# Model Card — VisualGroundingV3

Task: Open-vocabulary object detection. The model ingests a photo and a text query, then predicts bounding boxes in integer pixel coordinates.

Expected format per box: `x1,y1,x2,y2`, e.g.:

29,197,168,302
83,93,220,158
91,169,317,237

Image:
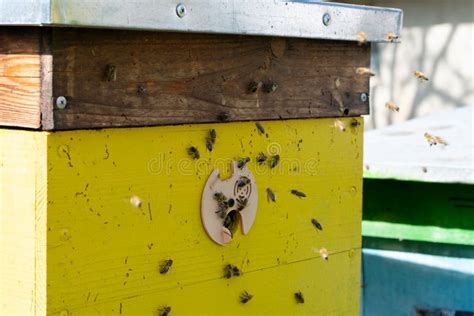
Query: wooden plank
0,130,47,315
45,117,363,313
59,253,361,315
0,28,43,128
51,28,370,130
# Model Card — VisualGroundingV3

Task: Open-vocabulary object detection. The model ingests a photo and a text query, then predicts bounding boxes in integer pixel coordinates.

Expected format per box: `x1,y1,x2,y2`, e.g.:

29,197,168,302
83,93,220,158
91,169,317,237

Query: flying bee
256,152,268,164
224,264,241,279
385,101,400,112
424,132,447,146
291,190,306,198
414,71,429,81
385,32,399,42
187,146,200,159
206,129,217,151
266,188,276,202
256,122,265,135
334,77,341,89
294,291,305,304
248,81,263,94
158,306,171,316
270,154,280,168
311,218,323,231
356,31,367,45
239,291,253,304
236,176,251,188
237,157,251,169
159,259,173,274
356,67,375,77
334,119,346,132
319,248,329,260
350,119,361,127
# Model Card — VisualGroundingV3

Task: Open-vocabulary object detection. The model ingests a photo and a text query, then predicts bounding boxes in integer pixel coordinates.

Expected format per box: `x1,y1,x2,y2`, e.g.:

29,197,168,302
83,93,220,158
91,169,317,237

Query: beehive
0,1,402,315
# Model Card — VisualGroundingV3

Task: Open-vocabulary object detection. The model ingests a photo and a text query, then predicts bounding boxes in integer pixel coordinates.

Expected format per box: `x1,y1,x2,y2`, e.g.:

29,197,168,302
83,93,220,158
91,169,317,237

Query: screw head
56,96,67,109
322,13,331,26
176,3,187,18
360,93,368,102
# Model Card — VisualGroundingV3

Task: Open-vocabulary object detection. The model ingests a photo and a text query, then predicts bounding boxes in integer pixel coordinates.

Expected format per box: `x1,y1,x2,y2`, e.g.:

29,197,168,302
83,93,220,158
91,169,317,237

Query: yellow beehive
1,118,362,315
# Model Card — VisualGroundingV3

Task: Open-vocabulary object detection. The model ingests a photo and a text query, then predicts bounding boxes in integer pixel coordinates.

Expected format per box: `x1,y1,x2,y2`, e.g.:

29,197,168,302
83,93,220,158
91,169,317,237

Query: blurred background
339,0,473,129
331,1,474,315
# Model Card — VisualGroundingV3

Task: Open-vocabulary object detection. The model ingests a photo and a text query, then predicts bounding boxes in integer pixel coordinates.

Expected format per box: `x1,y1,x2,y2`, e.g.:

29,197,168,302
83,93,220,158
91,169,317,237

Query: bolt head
56,96,67,109
322,13,331,26
176,3,187,18
360,93,368,102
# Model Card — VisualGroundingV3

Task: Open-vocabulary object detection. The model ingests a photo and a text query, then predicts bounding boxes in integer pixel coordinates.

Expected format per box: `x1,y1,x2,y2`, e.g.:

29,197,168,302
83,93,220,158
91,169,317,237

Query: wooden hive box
0,1,402,315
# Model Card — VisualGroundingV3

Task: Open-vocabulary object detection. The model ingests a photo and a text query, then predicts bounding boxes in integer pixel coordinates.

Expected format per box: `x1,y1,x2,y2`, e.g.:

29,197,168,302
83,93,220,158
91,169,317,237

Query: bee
159,259,173,274
224,264,241,279
350,119,361,127
385,32,399,42
263,83,278,93
239,290,253,304
334,119,346,132
256,152,268,164
256,122,265,135
158,306,171,316
291,189,306,198
206,129,217,151
236,176,251,188
223,211,238,231
424,132,448,146
105,64,117,82
248,81,263,94
270,154,280,168
311,218,323,231
266,188,276,202
385,101,400,112
356,31,367,45
334,77,341,89
214,192,229,218
319,248,329,260
294,291,305,304
356,67,375,77
236,197,248,211
414,71,429,81
187,146,200,159
217,112,230,122
237,157,251,169
130,195,142,208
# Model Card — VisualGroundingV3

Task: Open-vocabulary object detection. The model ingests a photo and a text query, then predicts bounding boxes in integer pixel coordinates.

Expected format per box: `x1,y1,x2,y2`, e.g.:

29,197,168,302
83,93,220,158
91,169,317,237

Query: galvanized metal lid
0,0,402,42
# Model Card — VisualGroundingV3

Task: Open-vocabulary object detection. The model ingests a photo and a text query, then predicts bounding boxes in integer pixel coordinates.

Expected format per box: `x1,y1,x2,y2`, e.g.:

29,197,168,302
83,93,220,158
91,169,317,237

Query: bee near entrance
201,160,258,245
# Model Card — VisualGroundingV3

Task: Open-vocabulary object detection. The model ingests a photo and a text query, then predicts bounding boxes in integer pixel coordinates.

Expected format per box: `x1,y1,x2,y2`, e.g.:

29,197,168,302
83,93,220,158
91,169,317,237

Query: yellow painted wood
1,117,363,315
0,130,47,315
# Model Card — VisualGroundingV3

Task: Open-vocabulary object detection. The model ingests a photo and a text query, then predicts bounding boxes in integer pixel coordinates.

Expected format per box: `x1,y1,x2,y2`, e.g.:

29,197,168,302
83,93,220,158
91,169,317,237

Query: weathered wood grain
0,27,370,130
51,28,370,130
0,28,43,128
